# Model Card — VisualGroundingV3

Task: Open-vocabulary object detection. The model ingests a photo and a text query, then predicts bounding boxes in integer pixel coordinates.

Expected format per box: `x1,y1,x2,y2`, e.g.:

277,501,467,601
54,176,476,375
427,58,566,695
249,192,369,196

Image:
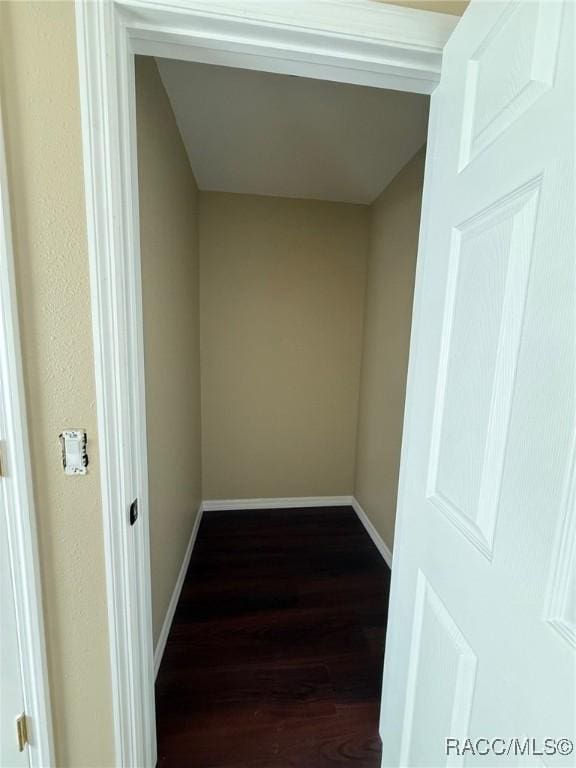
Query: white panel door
0,502,29,768
381,1,574,766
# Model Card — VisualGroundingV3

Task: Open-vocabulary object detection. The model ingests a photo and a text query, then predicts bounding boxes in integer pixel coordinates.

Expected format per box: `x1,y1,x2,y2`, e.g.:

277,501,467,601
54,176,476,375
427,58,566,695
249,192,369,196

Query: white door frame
75,1,459,764
0,105,55,766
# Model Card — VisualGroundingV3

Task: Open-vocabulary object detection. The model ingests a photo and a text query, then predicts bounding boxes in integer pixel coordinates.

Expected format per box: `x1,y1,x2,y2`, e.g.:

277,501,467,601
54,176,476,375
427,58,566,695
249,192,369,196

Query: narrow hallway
155,506,390,767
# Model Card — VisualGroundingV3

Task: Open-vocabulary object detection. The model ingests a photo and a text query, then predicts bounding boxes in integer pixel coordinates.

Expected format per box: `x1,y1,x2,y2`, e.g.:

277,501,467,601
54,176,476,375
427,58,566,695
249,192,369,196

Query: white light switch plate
59,429,88,475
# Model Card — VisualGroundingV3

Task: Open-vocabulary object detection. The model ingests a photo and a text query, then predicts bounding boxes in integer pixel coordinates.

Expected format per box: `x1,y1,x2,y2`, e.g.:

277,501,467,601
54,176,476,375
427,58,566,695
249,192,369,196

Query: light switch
59,429,88,475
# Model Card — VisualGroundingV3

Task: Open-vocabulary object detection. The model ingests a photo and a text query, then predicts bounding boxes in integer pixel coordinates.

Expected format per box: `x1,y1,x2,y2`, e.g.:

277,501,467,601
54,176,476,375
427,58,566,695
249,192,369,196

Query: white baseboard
201,495,354,511
202,496,392,568
202,495,392,567
154,505,204,679
350,497,393,569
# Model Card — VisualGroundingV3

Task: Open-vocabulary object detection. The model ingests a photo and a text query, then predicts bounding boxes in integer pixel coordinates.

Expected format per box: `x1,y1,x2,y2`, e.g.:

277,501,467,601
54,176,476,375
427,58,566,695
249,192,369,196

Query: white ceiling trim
124,0,458,93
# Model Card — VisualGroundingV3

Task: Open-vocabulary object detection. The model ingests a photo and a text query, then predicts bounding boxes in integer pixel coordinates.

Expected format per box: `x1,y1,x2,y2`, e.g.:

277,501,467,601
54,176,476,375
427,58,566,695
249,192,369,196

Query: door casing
74,1,459,764
0,102,55,766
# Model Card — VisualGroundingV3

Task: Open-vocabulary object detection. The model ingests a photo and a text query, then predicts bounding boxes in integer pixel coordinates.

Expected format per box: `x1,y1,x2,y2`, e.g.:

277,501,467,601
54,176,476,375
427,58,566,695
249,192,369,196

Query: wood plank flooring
155,506,391,767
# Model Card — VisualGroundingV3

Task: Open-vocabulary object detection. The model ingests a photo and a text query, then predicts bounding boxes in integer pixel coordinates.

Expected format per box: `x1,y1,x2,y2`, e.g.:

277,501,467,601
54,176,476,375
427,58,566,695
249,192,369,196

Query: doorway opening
135,55,429,765
77,2,576,765
75,3,457,765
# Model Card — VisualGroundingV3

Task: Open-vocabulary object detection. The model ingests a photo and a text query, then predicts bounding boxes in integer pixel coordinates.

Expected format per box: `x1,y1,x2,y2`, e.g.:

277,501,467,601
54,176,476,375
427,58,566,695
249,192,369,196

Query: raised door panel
427,177,541,558
400,571,477,767
545,436,576,647
459,0,564,170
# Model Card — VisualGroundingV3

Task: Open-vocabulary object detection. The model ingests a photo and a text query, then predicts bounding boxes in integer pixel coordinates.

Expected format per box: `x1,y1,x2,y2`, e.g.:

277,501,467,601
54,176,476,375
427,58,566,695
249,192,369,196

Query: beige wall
376,0,469,15
136,57,203,646
355,148,425,551
199,193,368,499
0,3,114,766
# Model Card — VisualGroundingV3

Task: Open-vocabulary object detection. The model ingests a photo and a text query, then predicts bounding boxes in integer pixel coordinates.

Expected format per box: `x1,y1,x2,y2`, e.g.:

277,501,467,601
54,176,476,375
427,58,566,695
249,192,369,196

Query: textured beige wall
136,57,202,646
355,149,425,552
200,193,368,499
0,3,114,766
375,0,469,15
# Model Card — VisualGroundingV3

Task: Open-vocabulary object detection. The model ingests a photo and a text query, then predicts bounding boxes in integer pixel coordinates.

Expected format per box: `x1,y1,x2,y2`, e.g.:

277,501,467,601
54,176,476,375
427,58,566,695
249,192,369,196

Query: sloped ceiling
157,59,430,205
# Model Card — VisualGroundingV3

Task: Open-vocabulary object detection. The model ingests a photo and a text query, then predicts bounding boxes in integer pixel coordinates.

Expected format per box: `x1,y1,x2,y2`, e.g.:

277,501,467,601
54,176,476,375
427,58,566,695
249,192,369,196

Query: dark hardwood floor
155,506,391,767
